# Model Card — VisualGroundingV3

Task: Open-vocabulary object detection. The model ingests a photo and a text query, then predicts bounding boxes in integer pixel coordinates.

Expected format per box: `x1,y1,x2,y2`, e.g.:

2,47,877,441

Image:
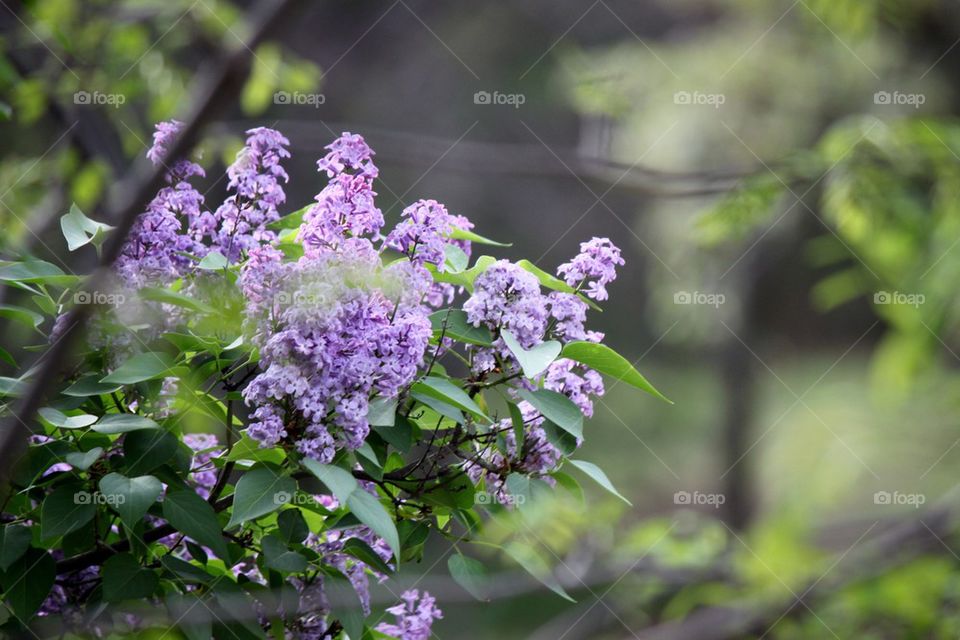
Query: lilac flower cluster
209,127,291,261
461,240,623,502
241,241,433,459
116,122,292,290
299,133,383,256
375,590,443,640
117,121,206,288
384,199,455,268
557,237,625,301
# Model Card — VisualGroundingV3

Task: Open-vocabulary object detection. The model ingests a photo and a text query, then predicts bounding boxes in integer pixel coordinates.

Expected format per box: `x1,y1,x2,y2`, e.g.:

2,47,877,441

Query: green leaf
301,460,358,503
0,304,44,332
516,259,575,293
560,342,670,402
443,244,469,272
1,548,55,619
428,255,496,291
447,227,511,247
138,288,217,315
261,534,308,573
38,407,98,429
551,471,584,502
567,459,632,506
123,430,178,475
60,203,113,252
428,309,494,346
301,460,399,559
505,472,532,507
0,260,73,285
411,376,489,422
346,489,400,561
0,525,33,571
162,487,229,559
225,433,285,465
161,556,215,585
410,391,465,424
41,484,95,540
0,376,26,397
102,553,159,602
504,543,575,602
267,203,311,231
62,374,122,397
277,509,309,544
65,447,103,471
341,538,393,575
226,465,297,529
448,554,488,601
101,351,179,385
501,330,561,378
374,416,415,454
519,389,583,439
99,472,163,527
367,396,397,427
197,250,229,270
92,414,159,434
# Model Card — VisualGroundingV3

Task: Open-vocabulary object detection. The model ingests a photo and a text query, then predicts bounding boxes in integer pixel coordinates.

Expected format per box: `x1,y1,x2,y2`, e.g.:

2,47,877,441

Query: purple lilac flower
183,432,223,499
116,121,206,288
544,359,604,418
316,131,378,179
39,563,100,623
384,199,453,268
299,133,383,257
463,260,549,376
464,260,548,348
243,245,432,459
146,119,204,182
212,127,291,261
375,590,443,640
557,237,625,301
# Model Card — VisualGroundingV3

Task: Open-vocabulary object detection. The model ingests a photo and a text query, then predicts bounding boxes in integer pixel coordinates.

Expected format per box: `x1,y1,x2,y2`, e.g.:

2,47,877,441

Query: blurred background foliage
5,0,960,637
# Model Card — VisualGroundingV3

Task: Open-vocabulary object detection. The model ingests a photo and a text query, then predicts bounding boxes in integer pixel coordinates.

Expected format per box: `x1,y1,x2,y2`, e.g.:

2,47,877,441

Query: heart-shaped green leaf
0,525,33,571
38,407,98,429
162,488,229,559
41,484,95,540
501,330,561,378
226,465,297,529
99,472,163,527
65,447,103,471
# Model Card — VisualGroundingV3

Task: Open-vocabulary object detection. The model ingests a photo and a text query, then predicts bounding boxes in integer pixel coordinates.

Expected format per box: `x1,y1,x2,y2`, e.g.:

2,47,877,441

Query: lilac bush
0,124,666,639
